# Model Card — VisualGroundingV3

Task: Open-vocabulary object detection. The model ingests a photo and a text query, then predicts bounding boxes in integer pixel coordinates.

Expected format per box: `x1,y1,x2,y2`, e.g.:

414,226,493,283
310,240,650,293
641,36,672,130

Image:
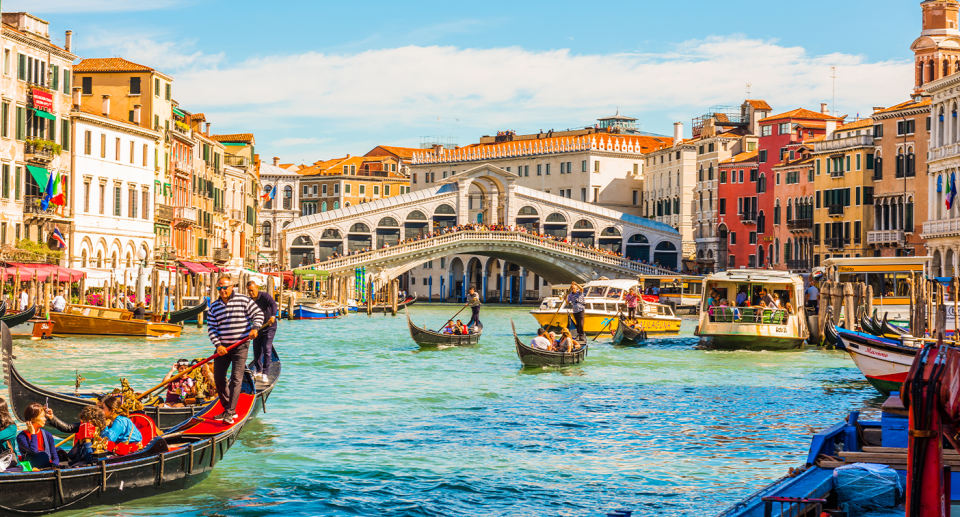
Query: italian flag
51,172,64,206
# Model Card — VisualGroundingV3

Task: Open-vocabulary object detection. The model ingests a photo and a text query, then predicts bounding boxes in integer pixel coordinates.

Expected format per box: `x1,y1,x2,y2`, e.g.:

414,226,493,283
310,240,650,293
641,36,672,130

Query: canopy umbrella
179,261,213,275
4,263,86,282
293,269,329,280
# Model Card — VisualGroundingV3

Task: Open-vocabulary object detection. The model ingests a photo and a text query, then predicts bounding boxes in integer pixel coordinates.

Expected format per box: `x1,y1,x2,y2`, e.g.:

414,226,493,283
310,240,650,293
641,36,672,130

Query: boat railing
302,230,678,276
707,306,790,324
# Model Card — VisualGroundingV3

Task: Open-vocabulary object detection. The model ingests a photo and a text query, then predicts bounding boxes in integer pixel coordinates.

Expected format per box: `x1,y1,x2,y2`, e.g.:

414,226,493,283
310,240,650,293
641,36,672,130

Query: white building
642,122,697,256
258,158,301,267
69,101,159,270
923,71,960,275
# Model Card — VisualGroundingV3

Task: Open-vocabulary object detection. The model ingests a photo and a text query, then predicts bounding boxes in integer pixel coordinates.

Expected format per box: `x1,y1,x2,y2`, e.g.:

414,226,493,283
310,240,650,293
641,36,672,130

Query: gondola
369,295,418,313
834,325,918,395
511,320,587,367
0,304,36,329
881,312,910,337
405,309,481,347
164,301,207,325
2,327,281,432
0,301,8,319
859,311,881,336
612,315,647,346
824,318,840,348
0,323,280,515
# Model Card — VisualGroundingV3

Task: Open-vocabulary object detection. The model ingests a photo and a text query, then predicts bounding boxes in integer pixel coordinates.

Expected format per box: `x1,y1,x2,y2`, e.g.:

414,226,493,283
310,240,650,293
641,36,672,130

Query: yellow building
811,119,877,264
296,155,410,216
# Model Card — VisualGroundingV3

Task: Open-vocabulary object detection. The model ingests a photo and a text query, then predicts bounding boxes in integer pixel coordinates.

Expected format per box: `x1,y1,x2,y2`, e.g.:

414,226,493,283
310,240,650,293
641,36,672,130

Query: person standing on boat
466,287,481,328
804,283,819,313
18,287,28,311
247,281,277,383
208,276,263,425
567,283,586,341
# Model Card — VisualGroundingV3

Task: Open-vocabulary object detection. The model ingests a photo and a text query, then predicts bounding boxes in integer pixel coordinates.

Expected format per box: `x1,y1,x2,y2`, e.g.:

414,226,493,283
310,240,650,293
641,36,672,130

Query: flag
949,172,957,210
51,172,64,206
260,185,276,201
51,226,66,249
40,172,54,211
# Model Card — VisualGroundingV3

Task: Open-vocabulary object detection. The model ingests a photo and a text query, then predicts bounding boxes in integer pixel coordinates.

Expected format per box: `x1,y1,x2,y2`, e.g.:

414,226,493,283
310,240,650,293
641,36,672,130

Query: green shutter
165,84,171,101
15,107,25,141
52,65,59,90
17,54,25,81
61,119,69,150
1,103,7,138
63,70,70,94
49,116,56,141
14,167,21,201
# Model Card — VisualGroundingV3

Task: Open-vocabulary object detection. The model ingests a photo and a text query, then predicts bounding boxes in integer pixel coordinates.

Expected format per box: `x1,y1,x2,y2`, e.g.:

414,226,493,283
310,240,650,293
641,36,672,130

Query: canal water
7,306,880,516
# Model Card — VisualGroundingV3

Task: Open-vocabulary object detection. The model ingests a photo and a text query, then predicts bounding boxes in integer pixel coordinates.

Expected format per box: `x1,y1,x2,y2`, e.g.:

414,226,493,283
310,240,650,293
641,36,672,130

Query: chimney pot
65,30,73,53
71,87,81,110
101,95,111,117
673,122,684,144
205,122,210,135
821,103,829,115
273,157,279,166
133,104,141,125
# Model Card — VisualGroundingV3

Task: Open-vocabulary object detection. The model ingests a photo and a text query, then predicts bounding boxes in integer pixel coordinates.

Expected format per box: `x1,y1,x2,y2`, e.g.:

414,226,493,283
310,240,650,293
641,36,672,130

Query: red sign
32,89,53,111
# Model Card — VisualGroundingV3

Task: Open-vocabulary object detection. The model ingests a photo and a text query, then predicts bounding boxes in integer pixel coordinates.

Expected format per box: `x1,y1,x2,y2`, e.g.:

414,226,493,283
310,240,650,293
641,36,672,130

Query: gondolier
466,287,481,328
208,276,263,424
247,281,277,383
567,282,586,341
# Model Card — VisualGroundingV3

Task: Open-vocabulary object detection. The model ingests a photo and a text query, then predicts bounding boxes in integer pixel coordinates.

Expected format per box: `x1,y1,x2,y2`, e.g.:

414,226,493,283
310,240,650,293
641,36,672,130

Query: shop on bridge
405,210,429,238
377,217,401,248
317,229,343,261
290,236,315,268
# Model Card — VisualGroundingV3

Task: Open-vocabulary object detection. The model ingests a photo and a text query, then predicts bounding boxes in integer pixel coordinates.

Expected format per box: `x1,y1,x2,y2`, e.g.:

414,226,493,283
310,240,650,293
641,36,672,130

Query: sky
10,0,923,165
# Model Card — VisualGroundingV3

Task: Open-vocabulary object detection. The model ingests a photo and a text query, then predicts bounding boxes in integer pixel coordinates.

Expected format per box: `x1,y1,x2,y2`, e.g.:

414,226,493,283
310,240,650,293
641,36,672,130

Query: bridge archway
291,235,315,268
466,257,483,293
626,234,650,261
654,240,677,270
376,217,400,248
348,223,372,252
405,210,428,239
434,204,456,229
571,219,595,246
599,227,621,252
449,257,465,302
544,213,567,239
318,228,343,261
516,206,539,232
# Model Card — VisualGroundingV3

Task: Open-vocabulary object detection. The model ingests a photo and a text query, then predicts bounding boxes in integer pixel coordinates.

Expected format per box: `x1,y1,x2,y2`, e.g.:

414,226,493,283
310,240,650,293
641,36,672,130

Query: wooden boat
2,327,282,432
0,304,36,329
859,311,881,335
293,303,341,320
511,320,587,367
531,279,681,335
405,309,482,347
881,313,909,338
0,301,7,318
369,295,418,313
612,315,647,346
49,304,182,337
164,302,206,325
835,326,918,396
696,270,809,351
0,323,281,515
823,318,839,347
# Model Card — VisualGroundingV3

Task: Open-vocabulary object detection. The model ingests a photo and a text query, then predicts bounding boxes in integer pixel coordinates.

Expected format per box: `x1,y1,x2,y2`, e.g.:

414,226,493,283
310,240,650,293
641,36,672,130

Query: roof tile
759,108,844,123
73,57,156,73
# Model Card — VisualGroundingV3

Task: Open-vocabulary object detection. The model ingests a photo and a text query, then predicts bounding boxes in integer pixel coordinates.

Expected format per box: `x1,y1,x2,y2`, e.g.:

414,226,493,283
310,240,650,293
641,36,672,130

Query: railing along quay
302,230,678,276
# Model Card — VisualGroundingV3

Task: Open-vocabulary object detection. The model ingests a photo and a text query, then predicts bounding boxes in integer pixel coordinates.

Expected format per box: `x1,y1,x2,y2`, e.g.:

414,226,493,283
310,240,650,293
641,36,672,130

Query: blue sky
13,0,920,164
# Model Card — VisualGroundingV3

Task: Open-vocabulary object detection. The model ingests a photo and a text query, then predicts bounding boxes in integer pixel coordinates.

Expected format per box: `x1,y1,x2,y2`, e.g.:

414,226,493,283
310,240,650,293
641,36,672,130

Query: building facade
717,150,759,270
913,0,960,95
641,122,696,256
770,144,815,271
258,159,301,267
922,71,960,275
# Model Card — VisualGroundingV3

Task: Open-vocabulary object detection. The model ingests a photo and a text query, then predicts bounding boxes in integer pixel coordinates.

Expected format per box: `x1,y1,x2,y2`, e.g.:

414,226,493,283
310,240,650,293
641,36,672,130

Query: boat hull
406,310,481,347
49,311,182,337
512,321,587,367
837,330,916,396
612,316,646,346
368,295,418,313
530,309,680,335
293,304,341,320
698,334,806,351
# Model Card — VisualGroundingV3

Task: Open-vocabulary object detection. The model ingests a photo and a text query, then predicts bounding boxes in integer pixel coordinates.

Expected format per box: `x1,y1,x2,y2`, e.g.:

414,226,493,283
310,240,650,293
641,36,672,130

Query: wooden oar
543,288,571,331
593,309,621,342
437,303,469,332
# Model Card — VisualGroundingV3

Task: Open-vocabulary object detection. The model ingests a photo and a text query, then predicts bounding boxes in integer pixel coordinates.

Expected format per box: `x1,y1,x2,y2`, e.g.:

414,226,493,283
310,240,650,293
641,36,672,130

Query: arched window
111,251,117,269
321,201,327,212
945,59,951,78
655,241,677,251
96,251,103,268
407,210,427,220
321,228,342,239
545,213,566,223
786,199,792,222
262,221,272,247
757,210,766,234
81,249,88,268
628,234,649,243
378,217,399,227
293,235,313,246
262,185,273,209
774,199,781,225
283,185,293,209
600,227,620,237
573,219,594,229
434,204,455,215
349,223,370,233
939,107,946,147
125,252,132,268
907,146,916,177
518,206,538,216
674,196,680,214
775,238,780,264
333,201,340,210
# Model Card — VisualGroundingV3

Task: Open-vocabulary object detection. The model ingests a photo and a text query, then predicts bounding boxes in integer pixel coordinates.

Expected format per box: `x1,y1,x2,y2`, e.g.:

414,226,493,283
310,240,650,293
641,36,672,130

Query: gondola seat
130,413,158,445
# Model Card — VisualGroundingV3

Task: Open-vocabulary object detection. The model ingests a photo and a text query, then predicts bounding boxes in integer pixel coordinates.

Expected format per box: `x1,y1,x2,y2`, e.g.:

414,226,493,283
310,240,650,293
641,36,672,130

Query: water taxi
696,269,809,350
530,278,681,335
820,255,930,326
647,275,704,314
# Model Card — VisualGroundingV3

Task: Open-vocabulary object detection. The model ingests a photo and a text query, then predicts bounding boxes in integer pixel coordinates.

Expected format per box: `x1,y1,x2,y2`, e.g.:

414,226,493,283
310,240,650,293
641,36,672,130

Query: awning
172,107,185,118
32,108,56,121
4,263,86,282
179,261,212,274
294,269,329,280
25,165,49,188
201,262,225,273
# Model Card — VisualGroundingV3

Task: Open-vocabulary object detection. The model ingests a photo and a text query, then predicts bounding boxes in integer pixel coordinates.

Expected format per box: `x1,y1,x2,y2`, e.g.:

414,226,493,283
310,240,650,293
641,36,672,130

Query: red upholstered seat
129,413,158,444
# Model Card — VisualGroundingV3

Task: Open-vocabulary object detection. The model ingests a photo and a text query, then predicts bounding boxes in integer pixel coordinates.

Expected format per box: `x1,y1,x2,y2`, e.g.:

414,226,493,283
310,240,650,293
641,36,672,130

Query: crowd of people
528,327,584,353
705,286,798,322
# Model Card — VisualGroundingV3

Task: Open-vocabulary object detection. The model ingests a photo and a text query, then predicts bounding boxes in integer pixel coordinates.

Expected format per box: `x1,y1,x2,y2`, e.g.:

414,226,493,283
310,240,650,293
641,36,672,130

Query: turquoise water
6,306,880,516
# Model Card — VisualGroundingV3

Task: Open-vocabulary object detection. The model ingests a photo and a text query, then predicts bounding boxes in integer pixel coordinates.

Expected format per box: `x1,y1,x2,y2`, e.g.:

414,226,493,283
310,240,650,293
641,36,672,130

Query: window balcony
867,229,905,247
24,141,59,164
787,219,814,231
173,207,197,228
155,204,174,222
212,248,231,263
23,195,62,218
923,217,960,238
739,211,757,224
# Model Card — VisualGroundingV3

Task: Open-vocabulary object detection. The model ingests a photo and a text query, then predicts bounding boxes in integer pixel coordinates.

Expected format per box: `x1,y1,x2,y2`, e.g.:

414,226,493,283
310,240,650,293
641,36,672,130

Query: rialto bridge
280,165,681,300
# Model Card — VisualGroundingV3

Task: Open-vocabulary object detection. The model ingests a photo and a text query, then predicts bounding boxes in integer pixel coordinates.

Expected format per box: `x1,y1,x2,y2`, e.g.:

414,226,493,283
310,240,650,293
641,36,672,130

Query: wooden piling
842,282,855,331
390,279,398,316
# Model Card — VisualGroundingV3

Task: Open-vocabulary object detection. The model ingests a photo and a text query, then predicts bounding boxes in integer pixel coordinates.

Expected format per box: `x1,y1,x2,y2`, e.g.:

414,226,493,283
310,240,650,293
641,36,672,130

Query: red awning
179,261,213,274
4,263,86,282
201,262,224,273
266,270,295,287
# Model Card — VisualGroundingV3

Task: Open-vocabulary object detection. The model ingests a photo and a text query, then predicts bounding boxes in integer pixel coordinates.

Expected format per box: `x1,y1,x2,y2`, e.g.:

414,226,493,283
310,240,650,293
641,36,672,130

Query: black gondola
612,315,647,346
0,304,35,329
369,295,418,313
0,301,8,319
881,312,909,337
2,325,281,432
511,320,587,367
859,311,881,336
0,322,280,515
164,301,207,325
824,319,841,349
405,309,481,347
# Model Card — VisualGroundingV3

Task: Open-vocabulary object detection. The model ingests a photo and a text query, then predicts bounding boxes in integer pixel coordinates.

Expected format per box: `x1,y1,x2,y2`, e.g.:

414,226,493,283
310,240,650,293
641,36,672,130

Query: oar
593,309,620,341
437,303,469,332
543,288,571,331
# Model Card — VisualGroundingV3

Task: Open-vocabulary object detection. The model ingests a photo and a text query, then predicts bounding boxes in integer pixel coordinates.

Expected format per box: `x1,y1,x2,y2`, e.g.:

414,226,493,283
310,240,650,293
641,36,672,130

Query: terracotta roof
745,99,773,111
873,98,933,115
720,150,758,164
189,113,206,123
772,156,815,169
713,113,730,123
457,133,673,156
805,134,827,143
211,133,254,144
837,118,874,131
367,145,421,160
759,108,844,123
795,121,827,129
73,57,155,73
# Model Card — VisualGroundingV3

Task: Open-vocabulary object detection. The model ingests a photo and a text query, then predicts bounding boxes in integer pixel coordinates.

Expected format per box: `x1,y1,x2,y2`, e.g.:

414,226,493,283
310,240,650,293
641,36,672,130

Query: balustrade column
519,268,527,305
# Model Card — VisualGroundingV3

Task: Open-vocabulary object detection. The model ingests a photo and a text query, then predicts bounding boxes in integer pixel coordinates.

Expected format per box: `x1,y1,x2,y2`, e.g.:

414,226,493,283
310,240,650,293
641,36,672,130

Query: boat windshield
703,280,797,314
606,288,623,299
585,286,606,297
707,306,791,324
839,272,911,298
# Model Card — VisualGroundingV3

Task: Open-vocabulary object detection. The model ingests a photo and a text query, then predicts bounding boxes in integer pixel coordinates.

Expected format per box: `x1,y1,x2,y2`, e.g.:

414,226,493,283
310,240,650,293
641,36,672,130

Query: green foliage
11,238,64,262
25,138,62,155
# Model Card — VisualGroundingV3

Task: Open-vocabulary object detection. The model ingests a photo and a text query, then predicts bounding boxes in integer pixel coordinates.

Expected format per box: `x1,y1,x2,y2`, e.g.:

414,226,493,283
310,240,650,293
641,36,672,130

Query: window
632,190,638,205
2,50,8,76
582,160,587,172
758,150,767,163
83,182,90,212
128,188,137,218
374,185,380,196
761,125,772,137
581,188,586,201
345,184,351,194
1,164,7,199
13,167,19,200
154,78,160,96
130,77,141,95
359,185,365,195
749,231,757,245
720,169,726,183
100,134,106,158
594,160,600,172
322,184,328,196
63,70,70,95
854,220,862,245
730,232,736,245
81,76,92,95
165,83,171,101
719,198,726,215
385,185,390,196
546,164,551,175
750,169,758,182
113,186,121,216
778,123,790,134
15,107,24,141
873,124,883,138
856,186,861,206
115,138,121,160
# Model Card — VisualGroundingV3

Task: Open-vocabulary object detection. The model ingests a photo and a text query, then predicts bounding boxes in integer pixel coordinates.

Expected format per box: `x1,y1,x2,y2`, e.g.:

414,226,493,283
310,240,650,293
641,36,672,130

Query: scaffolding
420,136,459,150
691,105,749,138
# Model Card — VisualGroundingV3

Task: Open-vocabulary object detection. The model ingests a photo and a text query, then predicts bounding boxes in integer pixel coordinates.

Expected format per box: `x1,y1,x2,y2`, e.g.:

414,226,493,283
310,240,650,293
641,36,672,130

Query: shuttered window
63,70,70,94
15,107,25,141
17,54,25,81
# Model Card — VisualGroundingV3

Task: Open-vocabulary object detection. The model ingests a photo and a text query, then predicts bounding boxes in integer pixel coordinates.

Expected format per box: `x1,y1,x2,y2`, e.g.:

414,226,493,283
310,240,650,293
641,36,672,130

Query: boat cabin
821,256,929,304
701,270,804,324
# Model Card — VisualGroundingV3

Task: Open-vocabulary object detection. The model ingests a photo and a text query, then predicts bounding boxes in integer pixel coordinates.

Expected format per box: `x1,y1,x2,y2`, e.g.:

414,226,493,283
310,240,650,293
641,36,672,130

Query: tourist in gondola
567,283,586,341
163,359,196,407
0,397,21,472
17,403,60,469
556,328,578,353
530,328,552,350
208,276,263,425
100,396,141,453
247,281,278,383
624,287,639,320
466,287,481,327
442,321,456,334
66,405,106,466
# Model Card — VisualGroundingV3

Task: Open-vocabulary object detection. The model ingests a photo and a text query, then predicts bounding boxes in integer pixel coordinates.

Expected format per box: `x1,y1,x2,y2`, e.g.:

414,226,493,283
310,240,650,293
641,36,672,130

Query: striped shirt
207,293,264,348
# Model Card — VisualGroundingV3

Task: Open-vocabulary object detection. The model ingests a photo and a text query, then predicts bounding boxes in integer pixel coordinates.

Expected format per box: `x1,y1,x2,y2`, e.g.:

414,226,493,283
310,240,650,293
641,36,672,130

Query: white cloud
4,0,184,12
171,36,912,135
76,30,223,73
271,137,332,147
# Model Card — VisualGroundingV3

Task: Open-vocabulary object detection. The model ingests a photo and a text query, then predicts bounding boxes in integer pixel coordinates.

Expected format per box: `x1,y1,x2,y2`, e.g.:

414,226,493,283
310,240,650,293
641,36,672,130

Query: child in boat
16,403,60,469
67,405,107,466
100,396,142,455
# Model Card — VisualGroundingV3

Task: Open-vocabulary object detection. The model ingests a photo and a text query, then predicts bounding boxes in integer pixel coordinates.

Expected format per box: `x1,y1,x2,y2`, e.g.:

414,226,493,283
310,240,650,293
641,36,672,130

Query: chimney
673,122,683,143
101,95,111,117
873,106,885,114
273,157,279,166
133,104,141,124
205,122,210,135
346,154,351,158
65,30,73,53
71,87,81,110
821,103,829,115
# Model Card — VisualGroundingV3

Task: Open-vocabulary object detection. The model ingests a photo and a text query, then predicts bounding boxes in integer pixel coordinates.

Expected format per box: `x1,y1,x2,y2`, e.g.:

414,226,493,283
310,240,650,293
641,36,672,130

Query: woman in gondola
557,328,578,353
0,397,22,472
17,403,61,469
100,396,142,454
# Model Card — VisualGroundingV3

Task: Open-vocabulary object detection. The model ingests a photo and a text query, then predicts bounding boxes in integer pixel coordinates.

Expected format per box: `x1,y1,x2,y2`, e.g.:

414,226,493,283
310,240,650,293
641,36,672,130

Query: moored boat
511,320,587,367
369,295,418,313
293,303,341,320
530,278,681,335
49,304,182,337
164,301,207,325
612,315,647,346
835,325,918,395
696,269,809,351
405,309,482,347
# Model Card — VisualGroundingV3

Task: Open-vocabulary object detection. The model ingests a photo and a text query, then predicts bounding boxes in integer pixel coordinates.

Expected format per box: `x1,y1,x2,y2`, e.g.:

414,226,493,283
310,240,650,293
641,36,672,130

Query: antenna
746,83,751,97
448,118,459,138
830,66,837,116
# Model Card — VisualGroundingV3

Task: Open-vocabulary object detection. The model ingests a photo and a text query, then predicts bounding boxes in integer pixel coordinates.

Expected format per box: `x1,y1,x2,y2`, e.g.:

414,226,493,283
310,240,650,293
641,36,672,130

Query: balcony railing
23,195,60,217
739,211,757,224
827,205,845,216
173,207,198,228
786,259,811,271
214,206,225,214
867,229,906,246
787,219,813,230
24,142,57,164
923,217,960,238
813,134,874,152
228,208,242,221
156,204,173,222
212,248,231,262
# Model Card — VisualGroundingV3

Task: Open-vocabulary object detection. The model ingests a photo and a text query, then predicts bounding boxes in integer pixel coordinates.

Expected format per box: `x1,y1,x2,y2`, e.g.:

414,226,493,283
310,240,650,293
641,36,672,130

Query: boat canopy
2,263,86,282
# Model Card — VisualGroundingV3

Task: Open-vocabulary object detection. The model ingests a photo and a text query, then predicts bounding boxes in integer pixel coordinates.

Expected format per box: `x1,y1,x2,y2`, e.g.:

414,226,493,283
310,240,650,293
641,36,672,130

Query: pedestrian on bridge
466,287,481,328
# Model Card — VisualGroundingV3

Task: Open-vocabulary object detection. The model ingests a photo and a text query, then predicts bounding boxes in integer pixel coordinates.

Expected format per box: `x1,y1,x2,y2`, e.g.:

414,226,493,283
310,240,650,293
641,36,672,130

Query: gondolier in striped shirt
207,276,264,424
